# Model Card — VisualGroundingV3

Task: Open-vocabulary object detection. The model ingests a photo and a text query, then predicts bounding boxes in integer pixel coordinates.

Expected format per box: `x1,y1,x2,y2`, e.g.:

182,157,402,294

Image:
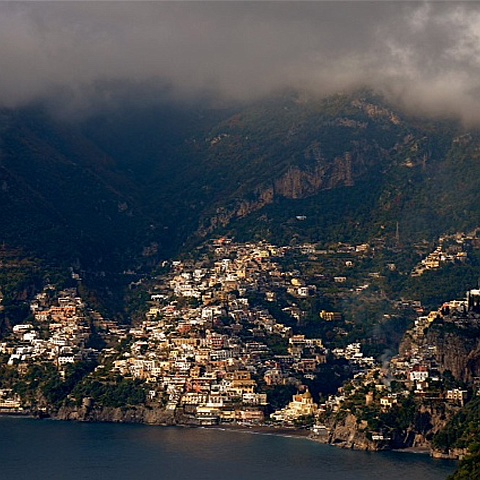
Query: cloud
1,2,480,123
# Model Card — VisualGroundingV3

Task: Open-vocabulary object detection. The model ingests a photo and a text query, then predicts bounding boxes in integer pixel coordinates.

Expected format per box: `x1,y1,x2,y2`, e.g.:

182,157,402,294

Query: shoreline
0,412,36,419
201,423,312,440
167,423,455,460
0,411,456,461
393,446,432,455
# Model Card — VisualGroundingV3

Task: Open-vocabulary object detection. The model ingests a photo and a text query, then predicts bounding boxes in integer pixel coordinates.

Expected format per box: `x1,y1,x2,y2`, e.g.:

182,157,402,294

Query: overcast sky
2,1,480,123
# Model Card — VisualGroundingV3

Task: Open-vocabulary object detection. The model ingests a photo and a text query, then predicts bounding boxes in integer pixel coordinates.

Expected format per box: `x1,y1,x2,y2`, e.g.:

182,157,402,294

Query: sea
0,417,456,480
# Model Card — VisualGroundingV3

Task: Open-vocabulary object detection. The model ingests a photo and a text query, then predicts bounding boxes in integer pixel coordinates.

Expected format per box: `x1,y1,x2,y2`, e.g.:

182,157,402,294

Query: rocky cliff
427,324,480,383
317,413,387,451
313,400,465,456
54,404,177,425
198,146,375,238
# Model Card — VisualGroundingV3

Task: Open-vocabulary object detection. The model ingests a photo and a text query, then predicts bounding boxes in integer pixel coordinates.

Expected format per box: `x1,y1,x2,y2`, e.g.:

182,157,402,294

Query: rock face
426,327,480,382
313,401,465,455
316,414,388,452
272,152,356,199
431,447,469,460
198,148,371,237
55,405,176,426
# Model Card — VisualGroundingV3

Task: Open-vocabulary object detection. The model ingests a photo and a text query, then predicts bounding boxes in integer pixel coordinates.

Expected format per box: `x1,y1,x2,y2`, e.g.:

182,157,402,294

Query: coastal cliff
314,307,480,458
319,413,387,451
309,403,467,456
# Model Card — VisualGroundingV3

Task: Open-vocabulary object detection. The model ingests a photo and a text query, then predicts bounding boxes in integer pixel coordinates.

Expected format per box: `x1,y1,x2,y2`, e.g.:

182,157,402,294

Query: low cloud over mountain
2,2,480,123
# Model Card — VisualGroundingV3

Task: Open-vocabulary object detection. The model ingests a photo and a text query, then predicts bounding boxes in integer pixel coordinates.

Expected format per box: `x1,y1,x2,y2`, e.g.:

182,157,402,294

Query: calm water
0,417,456,480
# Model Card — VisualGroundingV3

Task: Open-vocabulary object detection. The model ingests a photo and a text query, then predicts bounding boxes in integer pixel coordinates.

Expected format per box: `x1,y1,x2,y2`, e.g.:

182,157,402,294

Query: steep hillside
0,108,152,269
3,90,480,269
163,91,479,247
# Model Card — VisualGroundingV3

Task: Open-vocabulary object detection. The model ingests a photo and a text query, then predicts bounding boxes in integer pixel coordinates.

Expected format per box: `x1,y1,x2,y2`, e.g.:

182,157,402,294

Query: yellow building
270,388,318,422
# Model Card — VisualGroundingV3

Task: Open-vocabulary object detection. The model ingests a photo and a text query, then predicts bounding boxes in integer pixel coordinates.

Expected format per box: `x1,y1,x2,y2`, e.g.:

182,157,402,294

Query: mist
2,2,480,123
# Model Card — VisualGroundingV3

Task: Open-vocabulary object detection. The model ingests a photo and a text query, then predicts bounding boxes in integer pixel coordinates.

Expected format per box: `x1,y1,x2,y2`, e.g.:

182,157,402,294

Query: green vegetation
403,264,480,310
8,361,96,408
265,384,297,412
70,375,146,408
0,247,43,331
433,397,480,452
432,397,480,479
449,445,480,480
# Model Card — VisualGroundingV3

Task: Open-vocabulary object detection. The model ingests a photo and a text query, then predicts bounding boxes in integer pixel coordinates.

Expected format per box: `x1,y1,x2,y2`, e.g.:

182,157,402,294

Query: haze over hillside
1,2,480,125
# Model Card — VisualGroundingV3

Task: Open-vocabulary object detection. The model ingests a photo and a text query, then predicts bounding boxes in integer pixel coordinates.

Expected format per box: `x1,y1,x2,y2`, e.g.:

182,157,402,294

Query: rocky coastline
19,404,459,461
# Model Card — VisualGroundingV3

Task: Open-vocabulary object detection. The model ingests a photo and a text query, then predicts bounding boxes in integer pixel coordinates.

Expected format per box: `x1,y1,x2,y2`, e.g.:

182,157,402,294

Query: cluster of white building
100,241,333,424
1,287,95,372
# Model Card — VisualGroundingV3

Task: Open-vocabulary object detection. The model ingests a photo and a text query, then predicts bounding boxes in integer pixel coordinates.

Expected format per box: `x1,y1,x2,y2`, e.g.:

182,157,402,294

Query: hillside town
0,237,479,457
